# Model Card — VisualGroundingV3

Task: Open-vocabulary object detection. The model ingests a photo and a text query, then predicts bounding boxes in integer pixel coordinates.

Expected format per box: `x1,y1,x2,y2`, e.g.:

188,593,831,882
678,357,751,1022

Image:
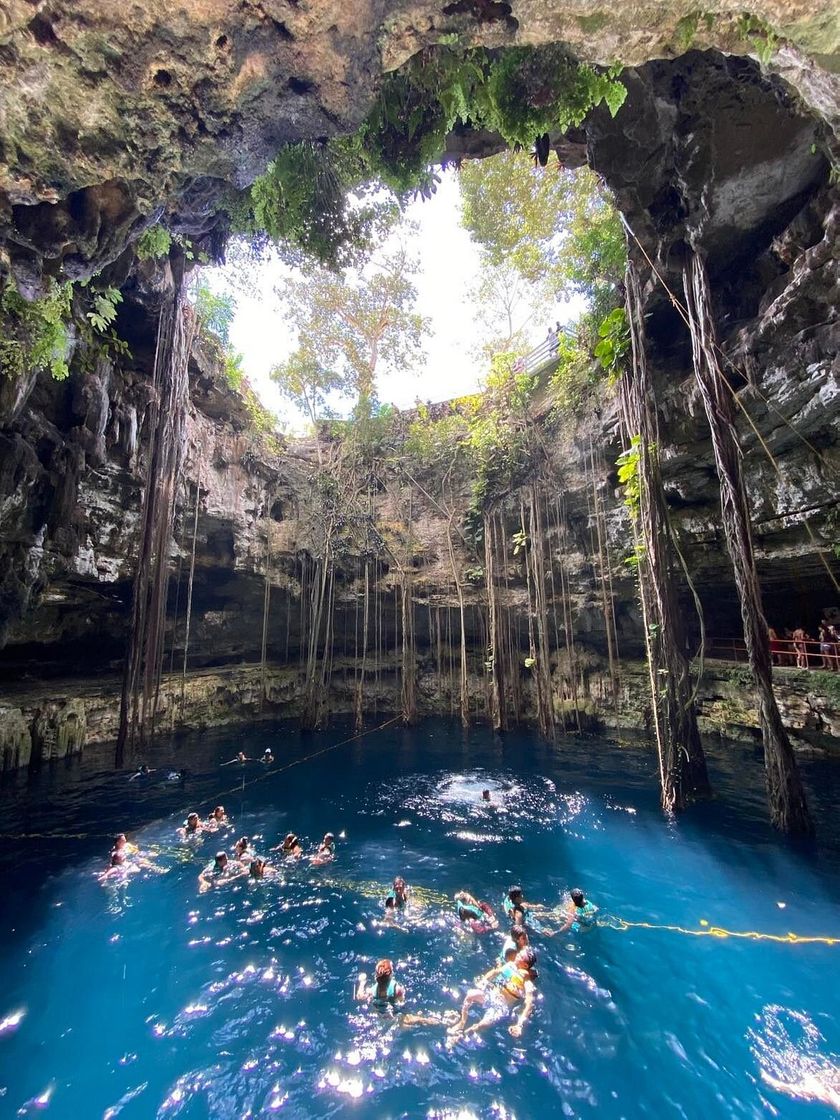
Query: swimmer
385,876,410,913
261,749,274,764
198,850,246,892
249,857,271,880
503,885,549,927
128,763,156,781
454,891,498,933
481,789,491,802
448,947,538,1041
233,836,252,862
556,888,599,934
310,832,336,866
178,811,203,839
355,958,405,1012
205,805,229,830
498,923,529,964
112,833,139,856
222,751,251,766
270,832,303,859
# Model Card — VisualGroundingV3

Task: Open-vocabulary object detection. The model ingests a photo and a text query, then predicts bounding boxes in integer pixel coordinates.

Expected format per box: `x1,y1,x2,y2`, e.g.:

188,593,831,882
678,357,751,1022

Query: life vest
371,976,398,1010
386,890,406,909
504,896,528,920
571,901,597,931
497,962,528,1001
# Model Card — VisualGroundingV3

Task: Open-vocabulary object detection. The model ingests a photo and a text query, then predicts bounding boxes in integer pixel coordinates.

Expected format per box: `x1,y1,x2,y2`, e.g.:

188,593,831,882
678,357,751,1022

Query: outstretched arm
509,982,535,1038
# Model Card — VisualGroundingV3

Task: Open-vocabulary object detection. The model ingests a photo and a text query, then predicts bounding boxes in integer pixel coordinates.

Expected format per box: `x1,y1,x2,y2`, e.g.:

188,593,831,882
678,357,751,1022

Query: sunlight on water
0,721,838,1119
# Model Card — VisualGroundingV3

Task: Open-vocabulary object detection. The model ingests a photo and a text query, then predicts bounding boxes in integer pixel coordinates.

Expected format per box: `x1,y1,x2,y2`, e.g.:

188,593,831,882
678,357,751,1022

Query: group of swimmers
105,785,597,1046
371,875,598,1040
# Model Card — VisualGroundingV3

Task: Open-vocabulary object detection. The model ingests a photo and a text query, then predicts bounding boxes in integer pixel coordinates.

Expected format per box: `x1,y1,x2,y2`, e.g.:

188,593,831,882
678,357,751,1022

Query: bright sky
207,168,582,432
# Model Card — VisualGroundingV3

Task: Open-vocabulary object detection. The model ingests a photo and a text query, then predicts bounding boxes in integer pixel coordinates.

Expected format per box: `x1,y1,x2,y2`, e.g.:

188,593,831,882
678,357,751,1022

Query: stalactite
619,261,711,810
117,265,195,765
682,250,812,835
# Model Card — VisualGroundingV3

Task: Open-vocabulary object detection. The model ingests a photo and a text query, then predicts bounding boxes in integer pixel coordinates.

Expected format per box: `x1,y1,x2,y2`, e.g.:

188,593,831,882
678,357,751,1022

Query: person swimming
448,947,538,1041
221,751,255,766
261,749,274,764
385,876,410,912
454,891,498,933
233,836,252,861
271,832,303,859
206,806,229,830
249,858,269,879
504,885,529,925
128,763,155,781
557,887,599,934
481,789,491,802
112,833,139,856
498,923,529,964
310,832,336,866
355,958,405,1013
198,851,245,892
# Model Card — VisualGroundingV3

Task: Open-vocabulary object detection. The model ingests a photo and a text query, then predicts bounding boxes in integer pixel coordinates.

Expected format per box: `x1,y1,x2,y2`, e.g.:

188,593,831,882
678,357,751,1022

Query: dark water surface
1,720,839,1119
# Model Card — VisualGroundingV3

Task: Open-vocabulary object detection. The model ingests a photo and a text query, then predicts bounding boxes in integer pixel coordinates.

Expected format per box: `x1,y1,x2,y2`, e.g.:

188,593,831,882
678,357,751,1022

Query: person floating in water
499,923,529,964
205,805,229,830
355,958,405,1013
221,751,255,766
249,857,273,880
481,789,491,802
198,851,246,892
448,947,538,1041
271,832,303,859
385,876,410,913
261,749,274,765
112,833,138,857
556,888,599,934
454,891,498,933
128,763,155,781
232,836,252,862
178,811,204,839
310,832,336,866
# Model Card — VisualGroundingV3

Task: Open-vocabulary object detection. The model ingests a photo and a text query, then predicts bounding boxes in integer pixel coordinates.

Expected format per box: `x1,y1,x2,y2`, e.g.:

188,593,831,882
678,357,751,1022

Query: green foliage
511,528,528,555
459,152,627,321
85,286,122,333
223,350,245,391
0,279,74,381
463,565,485,584
524,656,536,669
136,225,172,261
548,331,600,416
616,435,644,517
192,282,236,344
362,45,626,194
737,14,779,66
593,307,630,381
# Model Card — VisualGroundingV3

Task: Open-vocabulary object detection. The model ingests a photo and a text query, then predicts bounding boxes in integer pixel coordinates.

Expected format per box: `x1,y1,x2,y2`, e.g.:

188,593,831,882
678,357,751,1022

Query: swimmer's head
394,876,406,893
237,752,246,762
263,749,272,758
214,852,228,870
510,923,528,946
482,789,491,801
213,806,225,820
324,833,335,844
508,885,523,902
186,812,199,830
570,888,585,907
375,959,393,981
114,833,127,848
235,836,249,850
139,764,149,775
283,832,298,848
515,947,537,974
250,859,265,878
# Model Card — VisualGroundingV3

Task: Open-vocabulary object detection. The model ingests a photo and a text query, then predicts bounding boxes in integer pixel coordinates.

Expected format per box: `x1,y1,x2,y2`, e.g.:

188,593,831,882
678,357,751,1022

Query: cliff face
0,16,838,766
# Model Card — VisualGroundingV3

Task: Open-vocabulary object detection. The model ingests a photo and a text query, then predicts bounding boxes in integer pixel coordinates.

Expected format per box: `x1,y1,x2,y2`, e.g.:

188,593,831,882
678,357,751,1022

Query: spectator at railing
819,621,839,671
791,626,811,669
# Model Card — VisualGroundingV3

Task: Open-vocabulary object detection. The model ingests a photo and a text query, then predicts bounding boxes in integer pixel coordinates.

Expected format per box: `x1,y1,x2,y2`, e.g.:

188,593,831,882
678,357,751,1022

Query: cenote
1,721,839,1119
2,4,840,1120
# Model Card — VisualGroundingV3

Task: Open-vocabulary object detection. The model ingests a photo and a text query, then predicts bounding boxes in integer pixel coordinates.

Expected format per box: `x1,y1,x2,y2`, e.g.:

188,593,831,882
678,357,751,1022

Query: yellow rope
602,914,840,946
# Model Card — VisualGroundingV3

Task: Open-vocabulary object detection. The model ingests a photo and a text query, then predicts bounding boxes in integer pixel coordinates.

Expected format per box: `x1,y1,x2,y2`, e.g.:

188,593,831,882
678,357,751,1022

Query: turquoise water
1,720,839,1119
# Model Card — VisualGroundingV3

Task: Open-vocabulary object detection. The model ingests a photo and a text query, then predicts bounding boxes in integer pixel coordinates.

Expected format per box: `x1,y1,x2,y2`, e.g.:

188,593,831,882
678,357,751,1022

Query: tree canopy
459,151,626,323
271,242,431,425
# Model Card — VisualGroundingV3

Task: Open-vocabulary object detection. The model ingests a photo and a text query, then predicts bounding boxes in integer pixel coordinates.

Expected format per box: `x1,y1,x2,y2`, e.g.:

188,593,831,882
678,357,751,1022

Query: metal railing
513,328,575,377
708,636,840,669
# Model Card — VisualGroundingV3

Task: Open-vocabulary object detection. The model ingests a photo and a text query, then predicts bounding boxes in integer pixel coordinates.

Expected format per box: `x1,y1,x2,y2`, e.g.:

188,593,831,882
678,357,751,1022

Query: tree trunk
683,250,813,836
622,261,711,810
